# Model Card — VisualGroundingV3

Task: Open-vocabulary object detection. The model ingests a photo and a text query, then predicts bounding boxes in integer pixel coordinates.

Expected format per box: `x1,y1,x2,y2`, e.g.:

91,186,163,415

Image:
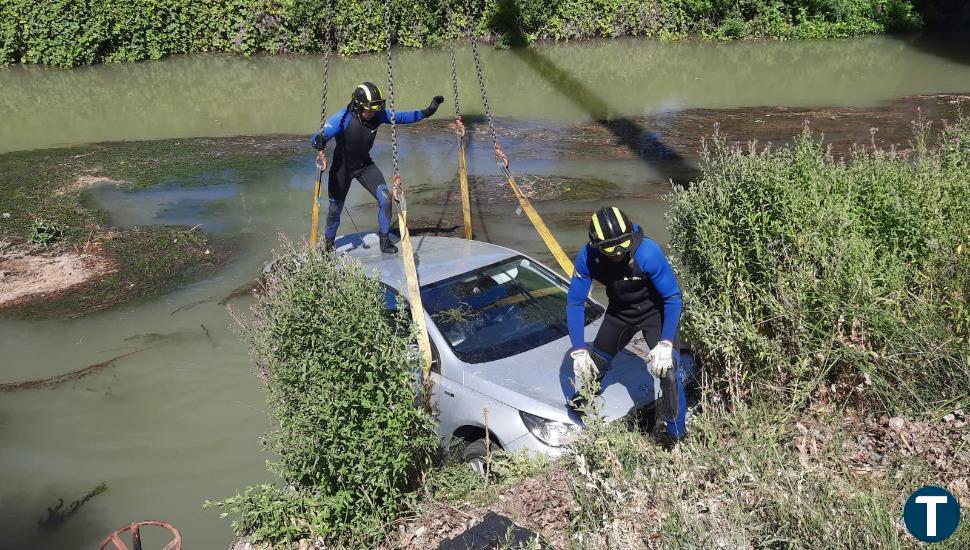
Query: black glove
311,133,327,151
422,96,445,118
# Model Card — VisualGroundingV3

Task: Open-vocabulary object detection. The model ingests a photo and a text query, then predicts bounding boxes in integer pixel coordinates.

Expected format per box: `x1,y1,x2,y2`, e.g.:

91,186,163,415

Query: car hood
460,335,659,424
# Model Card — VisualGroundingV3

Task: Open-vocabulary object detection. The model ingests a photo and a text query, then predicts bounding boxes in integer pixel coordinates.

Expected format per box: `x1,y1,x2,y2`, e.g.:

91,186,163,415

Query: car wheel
461,438,498,477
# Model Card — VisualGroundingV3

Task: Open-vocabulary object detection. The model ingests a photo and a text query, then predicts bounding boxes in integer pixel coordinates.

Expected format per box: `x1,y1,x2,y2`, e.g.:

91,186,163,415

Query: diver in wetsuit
311,82,444,253
566,206,686,444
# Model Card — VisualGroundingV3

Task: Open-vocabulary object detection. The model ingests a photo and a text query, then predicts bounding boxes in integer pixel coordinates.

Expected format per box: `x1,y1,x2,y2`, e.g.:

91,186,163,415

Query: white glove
571,348,598,389
648,340,674,378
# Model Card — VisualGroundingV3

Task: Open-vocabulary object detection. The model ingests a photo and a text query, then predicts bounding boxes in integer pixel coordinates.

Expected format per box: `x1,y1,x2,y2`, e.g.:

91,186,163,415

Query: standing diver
311,82,444,253
566,206,687,444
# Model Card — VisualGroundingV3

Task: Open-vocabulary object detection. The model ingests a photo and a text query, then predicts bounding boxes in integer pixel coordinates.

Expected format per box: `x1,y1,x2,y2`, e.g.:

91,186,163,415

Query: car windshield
421,256,602,363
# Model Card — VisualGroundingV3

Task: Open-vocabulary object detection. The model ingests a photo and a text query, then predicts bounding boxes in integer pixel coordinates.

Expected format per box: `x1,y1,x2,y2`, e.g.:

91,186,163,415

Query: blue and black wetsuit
310,106,425,241
565,225,687,437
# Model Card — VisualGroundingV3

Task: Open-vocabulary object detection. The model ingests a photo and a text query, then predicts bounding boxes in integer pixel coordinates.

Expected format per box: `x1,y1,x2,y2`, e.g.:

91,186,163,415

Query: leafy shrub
0,0,924,67
210,238,437,546
667,118,970,413
27,218,62,245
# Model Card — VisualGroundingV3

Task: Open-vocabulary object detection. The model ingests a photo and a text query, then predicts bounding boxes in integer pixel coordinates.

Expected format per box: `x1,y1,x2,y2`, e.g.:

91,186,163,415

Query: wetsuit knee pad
376,184,391,206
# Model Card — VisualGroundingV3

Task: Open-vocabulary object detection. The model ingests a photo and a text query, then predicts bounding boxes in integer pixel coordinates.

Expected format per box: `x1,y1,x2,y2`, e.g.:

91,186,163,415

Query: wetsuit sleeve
635,239,682,342
566,246,594,349
310,109,350,148
378,109,425,125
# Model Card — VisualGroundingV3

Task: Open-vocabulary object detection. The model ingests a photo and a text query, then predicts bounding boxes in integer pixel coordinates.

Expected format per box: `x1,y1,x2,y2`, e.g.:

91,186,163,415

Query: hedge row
0,0,923,67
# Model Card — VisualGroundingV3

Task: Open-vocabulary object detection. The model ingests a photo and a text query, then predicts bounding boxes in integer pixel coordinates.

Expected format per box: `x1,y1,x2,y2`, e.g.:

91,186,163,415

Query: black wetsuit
310,106,425,241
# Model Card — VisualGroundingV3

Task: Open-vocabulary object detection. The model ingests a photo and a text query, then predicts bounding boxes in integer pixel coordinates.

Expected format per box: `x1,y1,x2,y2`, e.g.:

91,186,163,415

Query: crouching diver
311,82,444,253
566,206,686,444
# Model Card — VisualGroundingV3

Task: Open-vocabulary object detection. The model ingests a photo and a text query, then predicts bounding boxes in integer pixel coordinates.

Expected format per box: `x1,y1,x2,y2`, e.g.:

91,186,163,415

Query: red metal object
392,174,404,201
454,115,466,138
99,520,182,550
493,145,509,169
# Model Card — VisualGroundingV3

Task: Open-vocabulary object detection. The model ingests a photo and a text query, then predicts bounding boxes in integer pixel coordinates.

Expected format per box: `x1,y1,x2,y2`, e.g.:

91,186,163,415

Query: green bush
0,0,923,67
209,238,437,546
667,119,970,414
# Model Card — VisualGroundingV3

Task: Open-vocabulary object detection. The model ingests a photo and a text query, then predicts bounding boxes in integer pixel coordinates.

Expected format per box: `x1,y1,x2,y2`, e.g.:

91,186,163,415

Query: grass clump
424,449,551,506
209,238,438,547
667,118,970,414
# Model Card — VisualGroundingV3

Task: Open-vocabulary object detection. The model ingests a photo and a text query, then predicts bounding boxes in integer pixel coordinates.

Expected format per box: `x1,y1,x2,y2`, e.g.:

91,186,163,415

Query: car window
420,256,602,364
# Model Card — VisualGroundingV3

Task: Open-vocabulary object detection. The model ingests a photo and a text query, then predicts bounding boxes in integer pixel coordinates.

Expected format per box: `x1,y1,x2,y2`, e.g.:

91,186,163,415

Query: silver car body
337,232,693,457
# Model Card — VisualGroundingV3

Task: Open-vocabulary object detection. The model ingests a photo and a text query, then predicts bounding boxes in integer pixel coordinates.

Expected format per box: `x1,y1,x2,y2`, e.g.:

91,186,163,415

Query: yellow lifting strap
447,28,473,240
497,155,573,277
309,1,333,249
384,0,434,381
397,206,434,378
458,0,573,277
457,124,473,240
309,168,323,248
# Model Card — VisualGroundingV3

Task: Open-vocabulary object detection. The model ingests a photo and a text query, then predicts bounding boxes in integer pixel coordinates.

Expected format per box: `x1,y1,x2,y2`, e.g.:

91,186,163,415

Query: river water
1,35,969,549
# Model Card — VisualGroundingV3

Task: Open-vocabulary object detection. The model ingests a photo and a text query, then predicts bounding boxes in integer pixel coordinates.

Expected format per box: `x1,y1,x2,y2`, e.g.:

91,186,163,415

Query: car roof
335,232,521,290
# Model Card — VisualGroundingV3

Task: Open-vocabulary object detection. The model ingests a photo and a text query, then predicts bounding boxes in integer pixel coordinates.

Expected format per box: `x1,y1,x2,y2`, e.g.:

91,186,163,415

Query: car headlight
519,411,580,447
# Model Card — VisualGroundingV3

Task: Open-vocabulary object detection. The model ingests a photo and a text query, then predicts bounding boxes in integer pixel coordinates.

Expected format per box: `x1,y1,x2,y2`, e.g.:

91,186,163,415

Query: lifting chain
458,0,572,275
463,0,502,167
446,6,472,239
318,8,331,129
310,0,335,248
383,0,434,383
383,0,403,202
447,9,462,124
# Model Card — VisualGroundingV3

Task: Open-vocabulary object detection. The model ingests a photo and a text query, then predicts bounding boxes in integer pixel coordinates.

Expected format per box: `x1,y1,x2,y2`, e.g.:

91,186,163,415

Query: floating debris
37,482,108,531
0,349,143,392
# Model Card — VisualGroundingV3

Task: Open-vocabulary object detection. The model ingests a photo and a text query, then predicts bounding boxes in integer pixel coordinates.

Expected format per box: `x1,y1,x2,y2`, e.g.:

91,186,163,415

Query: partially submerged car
337,232,695,472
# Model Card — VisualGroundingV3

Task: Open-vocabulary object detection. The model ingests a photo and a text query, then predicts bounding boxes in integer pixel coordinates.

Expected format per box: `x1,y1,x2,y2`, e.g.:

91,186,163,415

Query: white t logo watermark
915,495,949,537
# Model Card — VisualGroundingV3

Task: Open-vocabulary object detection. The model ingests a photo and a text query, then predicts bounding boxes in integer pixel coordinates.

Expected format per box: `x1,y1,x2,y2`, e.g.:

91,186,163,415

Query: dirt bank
0,247,115,307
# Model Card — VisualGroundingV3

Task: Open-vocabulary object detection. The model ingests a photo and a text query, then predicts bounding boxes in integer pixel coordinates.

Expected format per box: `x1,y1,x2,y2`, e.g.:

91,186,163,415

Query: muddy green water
3,35,970,154
1,35,969,549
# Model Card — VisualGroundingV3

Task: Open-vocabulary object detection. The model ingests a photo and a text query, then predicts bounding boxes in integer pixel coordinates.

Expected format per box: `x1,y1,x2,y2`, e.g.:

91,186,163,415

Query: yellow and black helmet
589,206,634,256
352,82,386,112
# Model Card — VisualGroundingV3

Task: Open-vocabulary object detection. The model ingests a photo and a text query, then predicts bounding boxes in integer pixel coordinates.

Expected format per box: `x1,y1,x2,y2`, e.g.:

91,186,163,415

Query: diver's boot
379,233,398,254
653,429,682,451
323,238,335,252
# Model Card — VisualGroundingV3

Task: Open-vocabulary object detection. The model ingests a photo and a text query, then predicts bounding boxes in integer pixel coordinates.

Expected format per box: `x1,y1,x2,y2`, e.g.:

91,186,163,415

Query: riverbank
0,0,925,67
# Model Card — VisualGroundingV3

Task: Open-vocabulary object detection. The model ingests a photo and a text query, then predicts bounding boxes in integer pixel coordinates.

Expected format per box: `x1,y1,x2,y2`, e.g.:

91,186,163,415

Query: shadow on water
485,0,699,187
902,31,970,68
912,1,970,33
